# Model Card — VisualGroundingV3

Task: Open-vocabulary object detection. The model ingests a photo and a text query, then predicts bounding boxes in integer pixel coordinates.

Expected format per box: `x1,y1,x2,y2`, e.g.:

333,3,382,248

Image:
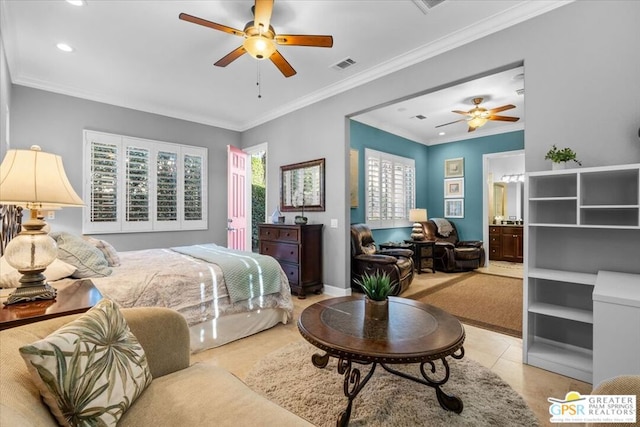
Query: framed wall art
444,157,464,178
444,178,464,198
444,198,464,218
350,149,358,208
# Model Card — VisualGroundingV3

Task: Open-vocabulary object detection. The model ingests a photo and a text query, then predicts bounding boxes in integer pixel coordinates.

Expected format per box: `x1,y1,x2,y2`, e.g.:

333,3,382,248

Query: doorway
244,143,268,252
482,150,525,274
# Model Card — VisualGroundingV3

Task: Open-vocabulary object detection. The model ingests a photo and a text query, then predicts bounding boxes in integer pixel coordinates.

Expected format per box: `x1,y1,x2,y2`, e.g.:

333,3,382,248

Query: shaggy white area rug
245,341,539,427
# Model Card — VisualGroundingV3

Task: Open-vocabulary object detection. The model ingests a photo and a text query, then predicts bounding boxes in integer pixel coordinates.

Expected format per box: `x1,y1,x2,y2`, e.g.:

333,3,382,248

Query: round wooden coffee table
298,295,465,426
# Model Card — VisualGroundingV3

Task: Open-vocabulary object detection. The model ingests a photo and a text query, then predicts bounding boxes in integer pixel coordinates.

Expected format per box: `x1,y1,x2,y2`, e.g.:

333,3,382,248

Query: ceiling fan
179,0,333,78
436,97,520,132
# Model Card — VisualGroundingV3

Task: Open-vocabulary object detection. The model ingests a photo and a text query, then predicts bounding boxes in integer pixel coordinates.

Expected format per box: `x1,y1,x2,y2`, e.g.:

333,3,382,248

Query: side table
0,280,103,330
404,240,436,274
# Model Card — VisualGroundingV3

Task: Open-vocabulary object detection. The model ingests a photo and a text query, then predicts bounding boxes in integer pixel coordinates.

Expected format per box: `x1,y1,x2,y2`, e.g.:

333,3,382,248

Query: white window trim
364,148,415,229
83,130,207,234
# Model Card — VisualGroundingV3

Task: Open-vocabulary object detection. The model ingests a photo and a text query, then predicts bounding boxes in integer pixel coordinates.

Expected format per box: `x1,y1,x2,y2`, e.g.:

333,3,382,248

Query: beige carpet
409,273,522,337
245,341,538,427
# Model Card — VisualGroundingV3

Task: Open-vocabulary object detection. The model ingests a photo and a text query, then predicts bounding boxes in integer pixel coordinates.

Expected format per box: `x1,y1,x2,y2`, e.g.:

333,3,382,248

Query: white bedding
84,247,294,329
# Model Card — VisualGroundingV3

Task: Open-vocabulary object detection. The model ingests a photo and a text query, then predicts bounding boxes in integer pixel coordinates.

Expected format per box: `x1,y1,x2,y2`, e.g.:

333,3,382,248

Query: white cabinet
524,164,640,383
593,271,640,387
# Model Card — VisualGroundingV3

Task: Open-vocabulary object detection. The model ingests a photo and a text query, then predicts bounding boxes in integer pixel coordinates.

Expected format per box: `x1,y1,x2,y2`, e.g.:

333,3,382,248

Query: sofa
420,219,485,272
350,223,414,295
0,307,313,427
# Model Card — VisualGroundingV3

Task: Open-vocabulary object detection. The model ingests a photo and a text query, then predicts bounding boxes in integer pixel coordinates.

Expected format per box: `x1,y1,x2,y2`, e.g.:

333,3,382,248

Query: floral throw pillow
19,299,152,427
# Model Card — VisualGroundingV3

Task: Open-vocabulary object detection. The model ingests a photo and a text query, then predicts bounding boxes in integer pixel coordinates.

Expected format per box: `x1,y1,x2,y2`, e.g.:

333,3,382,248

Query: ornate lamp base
4,283,57,305
410,223,424,240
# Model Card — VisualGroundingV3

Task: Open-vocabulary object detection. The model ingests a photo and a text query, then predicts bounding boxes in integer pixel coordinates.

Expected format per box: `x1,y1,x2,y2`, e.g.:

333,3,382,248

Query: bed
0,205,294,352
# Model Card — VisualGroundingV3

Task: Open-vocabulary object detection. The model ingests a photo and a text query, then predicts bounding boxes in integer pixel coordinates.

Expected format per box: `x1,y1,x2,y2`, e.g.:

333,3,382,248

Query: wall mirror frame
280,158,325,212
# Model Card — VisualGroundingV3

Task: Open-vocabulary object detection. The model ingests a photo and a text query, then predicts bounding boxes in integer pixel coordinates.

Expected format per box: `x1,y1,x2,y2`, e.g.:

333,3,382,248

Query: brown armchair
350,224,414,295
420,219,485,272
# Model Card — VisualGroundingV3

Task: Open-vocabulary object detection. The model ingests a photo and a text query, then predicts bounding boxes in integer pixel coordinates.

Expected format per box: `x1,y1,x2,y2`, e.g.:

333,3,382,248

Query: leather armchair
420,219,485,272
350,224,414,295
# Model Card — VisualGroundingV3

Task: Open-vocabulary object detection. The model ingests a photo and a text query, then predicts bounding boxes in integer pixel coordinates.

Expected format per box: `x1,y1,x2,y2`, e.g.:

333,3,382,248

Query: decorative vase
294,215,308,225
271,207,282,224
552,162,566,171
364,297,388,321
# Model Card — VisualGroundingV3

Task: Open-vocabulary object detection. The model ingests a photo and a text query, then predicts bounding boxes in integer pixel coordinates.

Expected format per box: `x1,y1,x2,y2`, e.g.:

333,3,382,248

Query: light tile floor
192,270,592,427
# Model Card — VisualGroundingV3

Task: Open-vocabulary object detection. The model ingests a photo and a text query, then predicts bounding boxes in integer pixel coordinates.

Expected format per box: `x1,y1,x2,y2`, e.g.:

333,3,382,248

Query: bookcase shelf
524,163,640,383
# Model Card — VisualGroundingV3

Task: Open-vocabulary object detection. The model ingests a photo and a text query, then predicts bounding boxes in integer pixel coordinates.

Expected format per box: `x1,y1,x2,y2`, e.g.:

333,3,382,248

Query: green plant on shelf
544,145,582,165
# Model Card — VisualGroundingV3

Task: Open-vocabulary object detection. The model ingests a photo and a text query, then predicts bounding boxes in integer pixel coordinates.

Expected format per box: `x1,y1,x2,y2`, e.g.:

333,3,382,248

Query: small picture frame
444,178,464,198
444,157,464,178
444,199,464,218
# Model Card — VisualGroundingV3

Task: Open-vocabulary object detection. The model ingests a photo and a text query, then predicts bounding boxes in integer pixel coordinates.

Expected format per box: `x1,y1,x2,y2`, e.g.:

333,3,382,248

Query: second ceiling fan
436,97,520,132
179,0,333,78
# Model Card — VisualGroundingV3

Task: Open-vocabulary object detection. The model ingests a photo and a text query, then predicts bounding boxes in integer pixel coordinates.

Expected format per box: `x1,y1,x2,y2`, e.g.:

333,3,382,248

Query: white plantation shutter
365,148,415,229
155,149,178,224
83,130,207,234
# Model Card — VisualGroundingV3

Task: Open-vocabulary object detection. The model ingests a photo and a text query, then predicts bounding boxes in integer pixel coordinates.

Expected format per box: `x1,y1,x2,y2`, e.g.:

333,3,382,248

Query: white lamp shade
0,145,84,207
409,208,428,223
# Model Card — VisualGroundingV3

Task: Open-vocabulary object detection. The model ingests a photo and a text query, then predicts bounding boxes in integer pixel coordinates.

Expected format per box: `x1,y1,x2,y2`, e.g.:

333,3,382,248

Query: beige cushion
0,256,77,288
19,299,152,426
119,363,313,427
83,236,121,267
51,232,112,278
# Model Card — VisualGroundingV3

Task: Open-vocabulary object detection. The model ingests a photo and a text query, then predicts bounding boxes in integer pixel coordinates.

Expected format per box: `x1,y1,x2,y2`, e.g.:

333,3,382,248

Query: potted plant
354,271,398,320
545,145,582,170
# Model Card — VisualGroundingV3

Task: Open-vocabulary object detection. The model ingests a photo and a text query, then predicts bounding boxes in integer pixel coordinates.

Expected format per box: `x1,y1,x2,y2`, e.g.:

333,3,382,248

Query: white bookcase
524,163,640,383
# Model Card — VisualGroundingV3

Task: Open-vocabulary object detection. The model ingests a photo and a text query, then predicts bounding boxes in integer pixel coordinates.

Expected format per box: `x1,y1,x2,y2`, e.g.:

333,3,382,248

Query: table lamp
0,145,84,305
409,208,428,240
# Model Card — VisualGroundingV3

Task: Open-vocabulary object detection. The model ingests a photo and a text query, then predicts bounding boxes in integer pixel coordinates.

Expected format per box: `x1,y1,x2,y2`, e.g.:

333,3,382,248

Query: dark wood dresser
489,225,523,263
258,223,323,298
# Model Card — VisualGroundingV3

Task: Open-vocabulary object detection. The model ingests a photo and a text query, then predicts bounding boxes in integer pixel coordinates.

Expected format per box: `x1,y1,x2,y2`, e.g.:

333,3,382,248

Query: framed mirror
280,158,325,212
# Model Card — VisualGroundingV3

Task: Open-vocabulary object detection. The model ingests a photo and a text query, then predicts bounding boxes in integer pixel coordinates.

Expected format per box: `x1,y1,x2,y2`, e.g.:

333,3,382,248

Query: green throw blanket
171,244,283,303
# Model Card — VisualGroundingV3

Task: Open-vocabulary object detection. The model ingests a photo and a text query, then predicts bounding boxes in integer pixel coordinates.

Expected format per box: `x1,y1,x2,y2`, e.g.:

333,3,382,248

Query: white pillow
0,257,77,288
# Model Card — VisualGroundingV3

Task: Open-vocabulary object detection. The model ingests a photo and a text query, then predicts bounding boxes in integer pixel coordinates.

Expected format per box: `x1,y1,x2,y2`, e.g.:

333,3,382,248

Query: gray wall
241,0,640,291
10,86,241,251
0,34,10,159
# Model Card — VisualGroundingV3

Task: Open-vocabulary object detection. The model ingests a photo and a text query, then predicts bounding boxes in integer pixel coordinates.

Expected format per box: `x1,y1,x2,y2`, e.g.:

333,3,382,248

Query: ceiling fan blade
214,46,247,67
275,34,334,47
488,104,516,114
488,115,520,122
179,13,245,37
435,119,466,128
253,0,274,32
452,110,471,116
270,50,296,77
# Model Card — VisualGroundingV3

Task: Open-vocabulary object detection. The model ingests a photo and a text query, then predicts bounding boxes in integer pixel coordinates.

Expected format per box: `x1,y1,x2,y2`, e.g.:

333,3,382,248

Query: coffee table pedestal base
311,348,465,427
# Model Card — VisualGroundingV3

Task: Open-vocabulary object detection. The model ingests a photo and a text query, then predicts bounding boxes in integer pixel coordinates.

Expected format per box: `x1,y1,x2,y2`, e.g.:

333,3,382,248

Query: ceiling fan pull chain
257,62,262,99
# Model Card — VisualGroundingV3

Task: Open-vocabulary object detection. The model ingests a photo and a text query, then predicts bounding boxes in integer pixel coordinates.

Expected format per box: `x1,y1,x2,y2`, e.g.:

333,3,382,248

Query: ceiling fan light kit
179,0,333,78
437,97,520,132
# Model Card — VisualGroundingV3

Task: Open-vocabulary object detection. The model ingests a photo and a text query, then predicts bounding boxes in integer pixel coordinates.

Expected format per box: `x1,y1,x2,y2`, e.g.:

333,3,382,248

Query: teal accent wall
427,131,524,240
350,119,524,243
349,120,428,244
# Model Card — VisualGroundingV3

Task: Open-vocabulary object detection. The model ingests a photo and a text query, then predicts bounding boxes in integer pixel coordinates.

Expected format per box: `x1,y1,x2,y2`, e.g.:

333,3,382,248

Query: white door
227,145,248,250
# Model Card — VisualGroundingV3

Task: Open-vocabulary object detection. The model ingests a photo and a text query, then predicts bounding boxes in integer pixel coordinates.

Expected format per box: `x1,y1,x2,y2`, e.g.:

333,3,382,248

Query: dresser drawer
277,228,299,242
259,226,279,240
279,263,299,285
489,226,501,234
502,226,523,236
259,241,299,263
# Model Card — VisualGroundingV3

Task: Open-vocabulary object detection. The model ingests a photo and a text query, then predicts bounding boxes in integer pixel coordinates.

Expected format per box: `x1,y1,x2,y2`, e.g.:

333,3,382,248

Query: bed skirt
189,308,290,353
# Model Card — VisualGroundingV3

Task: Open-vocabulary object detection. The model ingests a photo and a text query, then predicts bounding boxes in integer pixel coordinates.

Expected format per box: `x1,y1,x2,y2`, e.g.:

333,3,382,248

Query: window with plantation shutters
365,148,415,229
83,130,207,234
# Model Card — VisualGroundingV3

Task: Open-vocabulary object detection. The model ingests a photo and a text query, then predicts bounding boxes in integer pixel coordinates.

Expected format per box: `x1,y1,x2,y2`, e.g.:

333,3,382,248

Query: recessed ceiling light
66,0,86,6
56,43,74,53
439,132,446,136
